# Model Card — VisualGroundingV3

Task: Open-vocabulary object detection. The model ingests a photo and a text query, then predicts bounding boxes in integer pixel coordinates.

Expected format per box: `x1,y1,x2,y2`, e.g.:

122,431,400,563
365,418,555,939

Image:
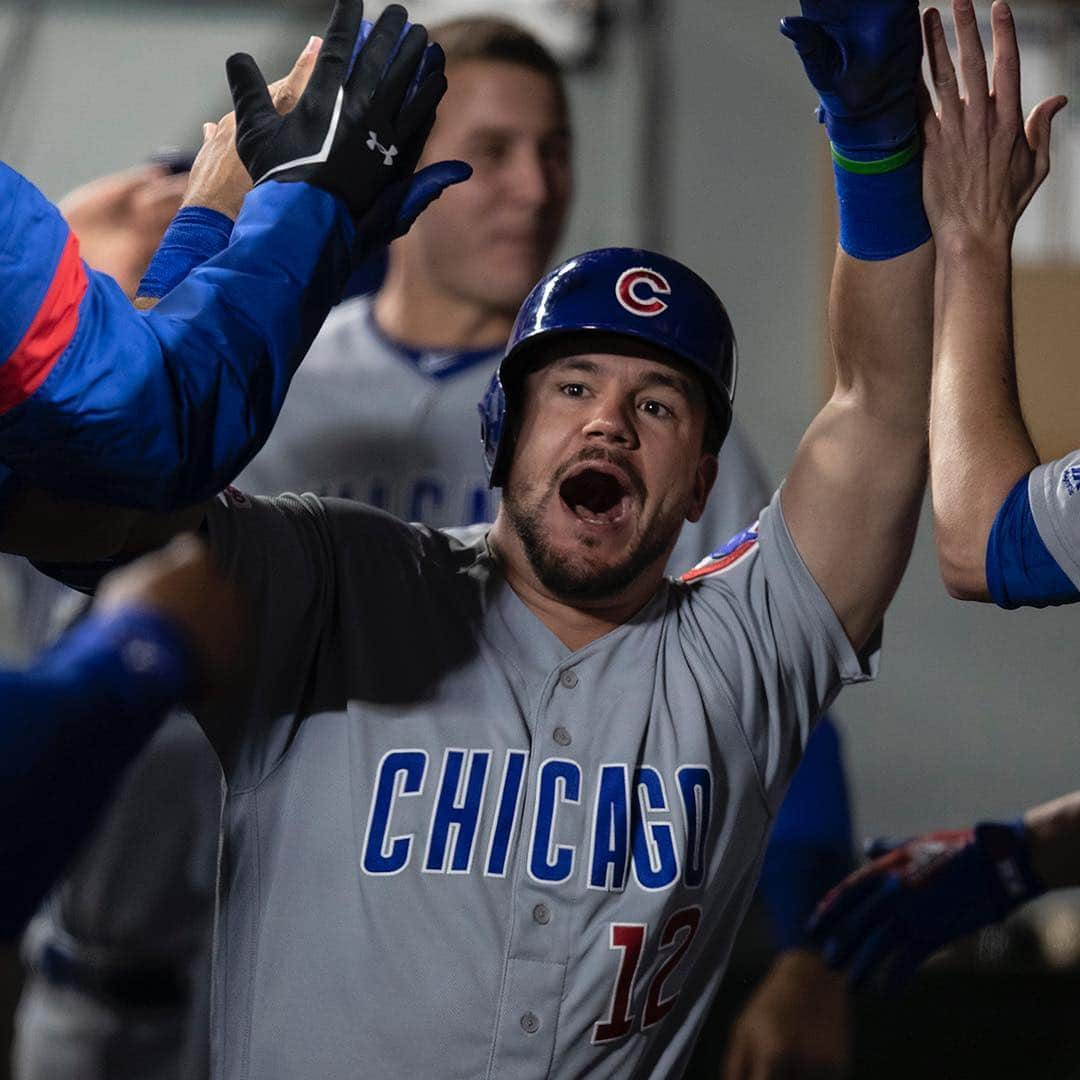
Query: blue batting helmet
478,247,737,487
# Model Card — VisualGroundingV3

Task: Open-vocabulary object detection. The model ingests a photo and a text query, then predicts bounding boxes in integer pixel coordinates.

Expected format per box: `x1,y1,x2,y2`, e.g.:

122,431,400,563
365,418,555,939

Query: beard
502,458,685,601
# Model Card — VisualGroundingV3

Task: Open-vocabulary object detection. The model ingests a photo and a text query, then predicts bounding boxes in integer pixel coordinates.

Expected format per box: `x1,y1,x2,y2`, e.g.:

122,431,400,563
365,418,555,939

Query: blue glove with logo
808,821,1045,993
781,0,929,259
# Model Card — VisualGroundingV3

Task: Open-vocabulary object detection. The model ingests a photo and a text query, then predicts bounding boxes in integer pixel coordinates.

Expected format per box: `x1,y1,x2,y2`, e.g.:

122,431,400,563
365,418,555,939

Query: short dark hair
430,17,566,105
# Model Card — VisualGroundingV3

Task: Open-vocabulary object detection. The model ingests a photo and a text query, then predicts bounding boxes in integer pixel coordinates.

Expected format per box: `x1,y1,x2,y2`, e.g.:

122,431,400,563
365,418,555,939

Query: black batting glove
226,1,448,221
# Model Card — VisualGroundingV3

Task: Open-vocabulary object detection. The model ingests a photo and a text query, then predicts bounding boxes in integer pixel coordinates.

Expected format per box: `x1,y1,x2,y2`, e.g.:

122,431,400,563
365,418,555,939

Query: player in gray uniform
16,20,779,1080
6,207,933,1079
202,219,926,1077
238,22,853,1075
6,6,933,1076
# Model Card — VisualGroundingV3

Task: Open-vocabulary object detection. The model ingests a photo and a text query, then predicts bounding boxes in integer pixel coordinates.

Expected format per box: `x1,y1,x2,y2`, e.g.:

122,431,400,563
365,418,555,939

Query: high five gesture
925,0,1069,603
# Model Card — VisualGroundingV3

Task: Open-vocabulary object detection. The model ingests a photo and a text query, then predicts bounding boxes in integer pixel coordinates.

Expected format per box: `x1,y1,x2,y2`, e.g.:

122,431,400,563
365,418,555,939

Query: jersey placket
487,654,592,1079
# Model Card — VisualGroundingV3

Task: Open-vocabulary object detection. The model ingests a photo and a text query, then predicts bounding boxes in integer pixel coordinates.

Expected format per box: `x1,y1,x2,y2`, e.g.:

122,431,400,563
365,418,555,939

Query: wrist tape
138,206,233,300
832,137,931,261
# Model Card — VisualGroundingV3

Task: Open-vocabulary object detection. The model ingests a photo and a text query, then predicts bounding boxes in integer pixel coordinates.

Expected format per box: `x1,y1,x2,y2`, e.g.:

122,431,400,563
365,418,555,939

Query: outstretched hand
182,34,323,221
225,1,463,222
922,0,1067,249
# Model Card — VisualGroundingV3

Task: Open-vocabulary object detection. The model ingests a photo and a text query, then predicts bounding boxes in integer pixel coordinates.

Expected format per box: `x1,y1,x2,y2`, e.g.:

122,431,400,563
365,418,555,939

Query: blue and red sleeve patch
679,521,760,583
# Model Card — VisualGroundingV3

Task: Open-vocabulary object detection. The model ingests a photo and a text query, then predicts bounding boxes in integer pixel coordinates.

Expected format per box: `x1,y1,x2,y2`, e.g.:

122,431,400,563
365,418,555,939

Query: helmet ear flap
479,372,511,488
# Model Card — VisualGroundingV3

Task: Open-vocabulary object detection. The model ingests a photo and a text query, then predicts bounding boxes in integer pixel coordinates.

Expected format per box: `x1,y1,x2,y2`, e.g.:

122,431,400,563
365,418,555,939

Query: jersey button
559,669,579,689
532,903,551,925
552,727,572,747
520,1012,541,1035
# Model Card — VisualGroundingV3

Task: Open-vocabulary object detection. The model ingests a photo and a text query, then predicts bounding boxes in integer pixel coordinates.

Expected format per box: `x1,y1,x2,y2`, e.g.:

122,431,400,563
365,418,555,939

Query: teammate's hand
921,0,1066,251
183,35,323,220
807,820,1045,993
226,1,462,222
95,535,247,701
59,166,188,298
722,949,851,1080
780,0,924,152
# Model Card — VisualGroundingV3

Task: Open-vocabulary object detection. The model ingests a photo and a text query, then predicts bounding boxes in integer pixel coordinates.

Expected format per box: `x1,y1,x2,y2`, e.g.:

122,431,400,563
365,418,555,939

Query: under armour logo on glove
227,1,455,222
366,132,398,166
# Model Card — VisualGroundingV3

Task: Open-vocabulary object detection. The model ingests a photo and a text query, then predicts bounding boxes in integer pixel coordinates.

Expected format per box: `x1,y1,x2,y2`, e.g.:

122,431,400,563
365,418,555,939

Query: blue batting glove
807,821,1045,994
780,0,923,153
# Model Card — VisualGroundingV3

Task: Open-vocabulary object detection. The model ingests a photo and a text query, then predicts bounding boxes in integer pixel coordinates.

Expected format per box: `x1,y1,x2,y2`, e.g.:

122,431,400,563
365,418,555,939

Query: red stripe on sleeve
678,539,757,583
0,231,88,413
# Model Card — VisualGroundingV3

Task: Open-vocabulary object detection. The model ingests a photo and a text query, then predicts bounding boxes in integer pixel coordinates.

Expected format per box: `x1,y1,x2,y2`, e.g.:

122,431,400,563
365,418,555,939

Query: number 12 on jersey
592,905,702,1043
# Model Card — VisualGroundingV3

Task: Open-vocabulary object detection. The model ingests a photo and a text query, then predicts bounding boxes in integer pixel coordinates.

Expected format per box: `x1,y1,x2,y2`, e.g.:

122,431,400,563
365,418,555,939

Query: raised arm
0,1,466,527
779,0,933,651
922,0,1067,602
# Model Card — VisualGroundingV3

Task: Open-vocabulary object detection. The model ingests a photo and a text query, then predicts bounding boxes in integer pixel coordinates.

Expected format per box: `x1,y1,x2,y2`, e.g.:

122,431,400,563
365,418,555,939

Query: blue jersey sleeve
757,715,854,950
0,607,191,939
986,474,1079,609
0,163,356,510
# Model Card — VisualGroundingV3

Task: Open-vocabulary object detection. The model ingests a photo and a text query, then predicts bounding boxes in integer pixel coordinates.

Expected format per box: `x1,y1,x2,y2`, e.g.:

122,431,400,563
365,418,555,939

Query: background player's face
502,347,718,600
404,60,572,314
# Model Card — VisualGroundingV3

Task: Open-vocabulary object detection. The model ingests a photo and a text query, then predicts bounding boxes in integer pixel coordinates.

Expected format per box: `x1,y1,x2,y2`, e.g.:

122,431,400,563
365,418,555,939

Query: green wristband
831,139,921,175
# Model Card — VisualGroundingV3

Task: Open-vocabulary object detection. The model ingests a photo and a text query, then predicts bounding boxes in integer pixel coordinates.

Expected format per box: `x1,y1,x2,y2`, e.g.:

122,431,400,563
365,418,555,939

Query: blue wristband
832,140,931,261
137,206,233,300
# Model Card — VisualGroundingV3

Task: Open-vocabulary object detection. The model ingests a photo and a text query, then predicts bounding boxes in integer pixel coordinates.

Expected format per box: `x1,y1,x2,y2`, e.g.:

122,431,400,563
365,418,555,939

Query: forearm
0,608,191,938
1025,790,1080,891
931,238,1038,599
830,245,933,425
784,243,932,648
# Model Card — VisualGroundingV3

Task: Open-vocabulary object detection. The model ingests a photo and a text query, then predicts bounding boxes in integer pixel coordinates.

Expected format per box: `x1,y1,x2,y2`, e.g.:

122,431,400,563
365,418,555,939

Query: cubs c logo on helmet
615,267,671,318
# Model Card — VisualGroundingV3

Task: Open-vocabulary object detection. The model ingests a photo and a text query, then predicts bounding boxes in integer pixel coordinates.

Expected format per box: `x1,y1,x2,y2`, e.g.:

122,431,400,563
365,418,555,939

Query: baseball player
235,33,855,1033
918,0,1072,611
0,537,242,941
4,2,934,1076
14,17,856,1080
13,231,928,1079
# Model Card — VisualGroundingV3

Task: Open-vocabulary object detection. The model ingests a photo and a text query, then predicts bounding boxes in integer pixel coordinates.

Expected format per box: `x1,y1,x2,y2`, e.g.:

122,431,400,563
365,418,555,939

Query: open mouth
559,466,634,526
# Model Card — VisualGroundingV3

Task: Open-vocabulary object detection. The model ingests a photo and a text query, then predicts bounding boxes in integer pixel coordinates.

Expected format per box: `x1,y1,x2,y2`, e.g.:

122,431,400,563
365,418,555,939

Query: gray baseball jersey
1029,450,1080,587
236,294,772,575
200,487,876,1079
22,295,772,1080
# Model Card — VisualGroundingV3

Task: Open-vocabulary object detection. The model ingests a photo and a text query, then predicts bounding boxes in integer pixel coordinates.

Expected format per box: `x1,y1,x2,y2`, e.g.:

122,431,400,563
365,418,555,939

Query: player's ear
686,453,718,524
